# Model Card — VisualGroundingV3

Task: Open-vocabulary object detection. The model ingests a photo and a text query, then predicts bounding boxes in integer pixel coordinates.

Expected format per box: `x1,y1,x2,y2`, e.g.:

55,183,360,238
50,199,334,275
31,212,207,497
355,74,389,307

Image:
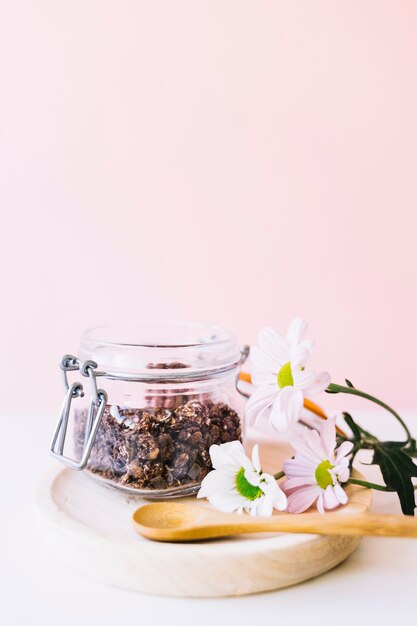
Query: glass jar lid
78,321,242,381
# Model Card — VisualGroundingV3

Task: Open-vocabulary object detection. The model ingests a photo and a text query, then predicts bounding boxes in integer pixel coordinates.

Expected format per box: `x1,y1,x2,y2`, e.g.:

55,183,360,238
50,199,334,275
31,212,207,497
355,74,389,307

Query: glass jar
50,322,247,498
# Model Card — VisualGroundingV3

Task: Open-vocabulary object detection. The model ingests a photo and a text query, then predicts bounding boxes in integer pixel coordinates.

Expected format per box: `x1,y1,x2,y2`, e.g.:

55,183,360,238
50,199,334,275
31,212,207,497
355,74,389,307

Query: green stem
274,470,285,480
347,477,394,492
327,383,413,445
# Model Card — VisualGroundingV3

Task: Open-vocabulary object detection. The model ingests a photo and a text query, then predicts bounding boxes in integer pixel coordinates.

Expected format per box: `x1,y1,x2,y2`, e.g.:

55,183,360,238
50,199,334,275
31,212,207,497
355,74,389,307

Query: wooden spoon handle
134,511,417,542
243,512,417,538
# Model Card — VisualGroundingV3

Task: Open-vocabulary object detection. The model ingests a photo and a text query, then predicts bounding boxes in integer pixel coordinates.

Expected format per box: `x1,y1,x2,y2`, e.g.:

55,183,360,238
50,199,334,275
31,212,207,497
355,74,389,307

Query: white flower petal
300,338,315,357
269,394,287,431
270,387,303,432
261,475,288,511
282,387,304,425
251,444,261,473
245,385,278,426
247,502,260,516
250,346,279,386
209,441,246,471
303,371,331,396
251,371,277,387
273,491,288,512
286,318,308,345
261,473,276,486
257,326,290,365
197,470,236,498
226,442,254,468
292,368,317,390
244,467,262,487
254,495,273,517
289,344,312,368
207,491,247,513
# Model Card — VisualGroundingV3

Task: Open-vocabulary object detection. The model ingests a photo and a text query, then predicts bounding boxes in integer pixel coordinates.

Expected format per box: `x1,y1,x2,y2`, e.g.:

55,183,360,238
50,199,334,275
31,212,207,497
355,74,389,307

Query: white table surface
2,409,417,626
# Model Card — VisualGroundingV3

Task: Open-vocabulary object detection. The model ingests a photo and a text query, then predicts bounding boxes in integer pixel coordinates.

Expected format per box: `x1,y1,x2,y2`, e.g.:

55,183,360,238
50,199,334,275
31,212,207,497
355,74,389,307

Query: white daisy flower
282,417,354,513
246,318,331,432
197,441,287,516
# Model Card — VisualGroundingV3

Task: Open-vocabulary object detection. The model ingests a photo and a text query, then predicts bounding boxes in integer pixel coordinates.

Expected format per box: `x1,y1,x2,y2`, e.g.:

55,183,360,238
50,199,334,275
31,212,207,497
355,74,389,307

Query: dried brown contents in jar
73,400,241,490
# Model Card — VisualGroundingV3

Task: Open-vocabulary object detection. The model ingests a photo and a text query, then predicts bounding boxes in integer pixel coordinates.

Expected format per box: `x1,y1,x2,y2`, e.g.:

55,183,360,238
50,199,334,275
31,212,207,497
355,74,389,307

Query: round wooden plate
33,441,371,597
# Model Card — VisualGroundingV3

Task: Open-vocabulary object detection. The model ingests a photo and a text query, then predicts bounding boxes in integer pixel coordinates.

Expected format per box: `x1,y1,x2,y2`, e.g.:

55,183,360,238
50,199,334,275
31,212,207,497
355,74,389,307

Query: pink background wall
2,1,417,415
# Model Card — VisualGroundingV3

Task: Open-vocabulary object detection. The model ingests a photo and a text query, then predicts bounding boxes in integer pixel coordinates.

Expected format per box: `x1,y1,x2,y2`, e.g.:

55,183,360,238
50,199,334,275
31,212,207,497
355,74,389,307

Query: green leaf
404,439,417,459
343,412,362,441
345,379,354,388
371,442,417,515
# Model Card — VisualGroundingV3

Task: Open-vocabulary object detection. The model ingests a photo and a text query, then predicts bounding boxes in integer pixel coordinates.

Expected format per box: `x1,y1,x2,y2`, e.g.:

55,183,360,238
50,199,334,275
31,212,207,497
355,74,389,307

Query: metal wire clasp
50,354,108,470
235,345,250,398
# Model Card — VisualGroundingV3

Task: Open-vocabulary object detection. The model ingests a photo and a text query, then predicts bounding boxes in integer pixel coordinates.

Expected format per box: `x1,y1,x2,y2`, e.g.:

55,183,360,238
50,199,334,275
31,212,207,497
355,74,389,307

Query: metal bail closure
50,354,108,470
235,345,250,398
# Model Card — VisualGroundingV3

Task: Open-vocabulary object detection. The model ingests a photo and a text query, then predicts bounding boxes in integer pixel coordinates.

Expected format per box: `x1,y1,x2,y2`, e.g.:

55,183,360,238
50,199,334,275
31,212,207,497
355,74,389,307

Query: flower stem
274,470,285,480
347,477,394,492
327,382,414,446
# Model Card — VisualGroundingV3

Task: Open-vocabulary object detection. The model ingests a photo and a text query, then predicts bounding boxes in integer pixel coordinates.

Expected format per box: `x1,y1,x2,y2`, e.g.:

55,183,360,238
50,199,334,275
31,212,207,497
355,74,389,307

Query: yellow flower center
277,362,294,388
315,460,334,489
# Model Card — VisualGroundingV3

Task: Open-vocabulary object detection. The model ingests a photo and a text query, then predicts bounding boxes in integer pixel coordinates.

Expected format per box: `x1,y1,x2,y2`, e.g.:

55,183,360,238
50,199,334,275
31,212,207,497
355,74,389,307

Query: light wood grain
33,439,373,597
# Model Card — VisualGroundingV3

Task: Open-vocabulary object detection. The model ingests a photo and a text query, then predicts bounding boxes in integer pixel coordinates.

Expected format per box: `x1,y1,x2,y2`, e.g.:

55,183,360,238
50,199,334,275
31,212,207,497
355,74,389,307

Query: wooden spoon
132,502,417,542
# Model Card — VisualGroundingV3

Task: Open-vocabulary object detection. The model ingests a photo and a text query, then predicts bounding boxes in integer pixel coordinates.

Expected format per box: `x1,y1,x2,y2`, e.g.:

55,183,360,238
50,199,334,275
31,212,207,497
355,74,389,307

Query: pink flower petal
337,466,350,483
289,436,322,464
322,485,340,510
283,476,316,489
321,417,337,457
333,456,350,482
283,456,316,477
336,440,354,461
302,427,327,462
286,485,320,513
317,492,325,513
333,483,348,505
